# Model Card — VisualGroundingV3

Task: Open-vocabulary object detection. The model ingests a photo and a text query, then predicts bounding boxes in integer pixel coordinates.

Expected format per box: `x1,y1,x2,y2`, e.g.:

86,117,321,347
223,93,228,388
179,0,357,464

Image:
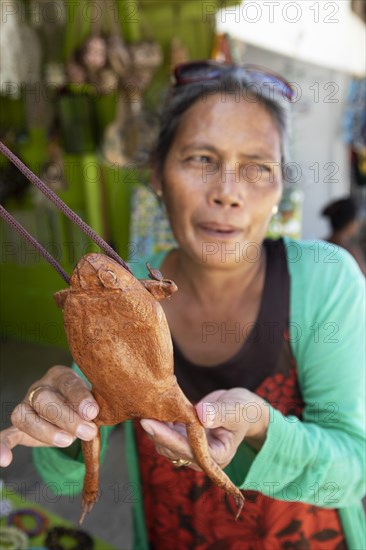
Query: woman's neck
162,246,266,311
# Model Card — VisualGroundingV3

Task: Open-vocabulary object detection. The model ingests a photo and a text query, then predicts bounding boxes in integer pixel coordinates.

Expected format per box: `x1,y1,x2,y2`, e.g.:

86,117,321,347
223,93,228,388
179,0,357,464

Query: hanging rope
0,205,70,284
0,141,133,279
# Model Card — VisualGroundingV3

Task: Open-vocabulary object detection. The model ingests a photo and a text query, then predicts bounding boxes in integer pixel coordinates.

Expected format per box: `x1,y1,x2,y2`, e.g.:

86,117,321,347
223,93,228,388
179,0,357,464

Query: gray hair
151,66,292,180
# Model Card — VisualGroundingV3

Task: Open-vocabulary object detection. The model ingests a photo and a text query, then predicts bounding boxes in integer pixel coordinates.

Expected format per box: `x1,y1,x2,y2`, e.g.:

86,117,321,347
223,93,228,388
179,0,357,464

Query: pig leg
186,421,245,519
80,431,101,524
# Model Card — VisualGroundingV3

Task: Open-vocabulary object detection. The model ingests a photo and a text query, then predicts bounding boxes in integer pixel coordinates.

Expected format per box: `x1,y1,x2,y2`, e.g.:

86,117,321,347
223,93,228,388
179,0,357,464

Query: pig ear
54,289,69,309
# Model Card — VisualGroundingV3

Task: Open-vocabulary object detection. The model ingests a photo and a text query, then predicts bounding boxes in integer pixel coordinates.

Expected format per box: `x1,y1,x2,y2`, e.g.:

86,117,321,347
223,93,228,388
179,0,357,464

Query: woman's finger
196,388,270,453
206,427,238,467
11,403,78,447
0,442,13,467
153,442,202,471
43,367,99,421
23,387,97,442
140,419,195,460
0,426,50,467
55,372,99,421
0,427,20,467
140,418,237,470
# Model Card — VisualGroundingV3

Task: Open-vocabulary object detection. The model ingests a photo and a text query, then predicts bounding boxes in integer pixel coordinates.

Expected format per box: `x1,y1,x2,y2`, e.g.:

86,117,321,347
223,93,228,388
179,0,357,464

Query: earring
155,189,163,198
272,204,279,215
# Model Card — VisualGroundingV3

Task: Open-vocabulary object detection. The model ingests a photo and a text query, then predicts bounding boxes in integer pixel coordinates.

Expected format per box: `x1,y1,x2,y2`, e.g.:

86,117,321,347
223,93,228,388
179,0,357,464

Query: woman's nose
207,163,243,208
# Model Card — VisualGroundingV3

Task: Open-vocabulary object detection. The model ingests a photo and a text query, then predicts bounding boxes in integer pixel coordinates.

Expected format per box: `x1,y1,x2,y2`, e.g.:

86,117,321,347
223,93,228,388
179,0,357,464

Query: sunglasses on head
173,60,295,101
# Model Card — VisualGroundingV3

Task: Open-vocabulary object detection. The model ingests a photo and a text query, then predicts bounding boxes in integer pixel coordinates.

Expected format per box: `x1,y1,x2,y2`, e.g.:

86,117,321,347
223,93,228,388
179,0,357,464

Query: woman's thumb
197,402,220,428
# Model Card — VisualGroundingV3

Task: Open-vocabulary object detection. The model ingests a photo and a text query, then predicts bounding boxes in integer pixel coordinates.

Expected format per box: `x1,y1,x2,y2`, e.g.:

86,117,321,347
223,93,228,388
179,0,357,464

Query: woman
1,62,365,549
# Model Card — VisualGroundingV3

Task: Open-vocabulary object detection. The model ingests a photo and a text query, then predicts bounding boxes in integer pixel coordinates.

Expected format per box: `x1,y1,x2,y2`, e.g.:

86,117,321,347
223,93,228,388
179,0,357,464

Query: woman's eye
189,155,213,163
242,163,260,180
242,163,273,183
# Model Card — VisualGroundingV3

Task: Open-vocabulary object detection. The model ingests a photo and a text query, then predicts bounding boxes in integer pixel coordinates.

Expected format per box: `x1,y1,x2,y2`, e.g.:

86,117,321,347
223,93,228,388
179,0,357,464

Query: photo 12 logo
202,2,340,25
0,1,139,25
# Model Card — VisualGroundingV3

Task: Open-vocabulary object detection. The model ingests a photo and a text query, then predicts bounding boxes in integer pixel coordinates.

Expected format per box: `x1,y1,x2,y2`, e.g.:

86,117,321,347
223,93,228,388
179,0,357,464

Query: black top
172,238,290,403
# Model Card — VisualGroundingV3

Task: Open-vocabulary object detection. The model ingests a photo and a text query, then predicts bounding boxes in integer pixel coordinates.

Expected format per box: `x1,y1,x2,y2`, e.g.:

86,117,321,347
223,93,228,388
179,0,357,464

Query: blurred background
0,1,365,548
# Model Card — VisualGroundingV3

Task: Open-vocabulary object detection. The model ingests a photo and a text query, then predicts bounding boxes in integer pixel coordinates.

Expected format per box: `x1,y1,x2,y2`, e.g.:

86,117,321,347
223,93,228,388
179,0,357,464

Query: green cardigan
34,238,366,549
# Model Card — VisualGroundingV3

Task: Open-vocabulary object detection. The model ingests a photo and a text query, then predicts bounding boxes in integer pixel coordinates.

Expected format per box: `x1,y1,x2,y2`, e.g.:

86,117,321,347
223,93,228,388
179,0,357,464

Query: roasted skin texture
54,253,244,523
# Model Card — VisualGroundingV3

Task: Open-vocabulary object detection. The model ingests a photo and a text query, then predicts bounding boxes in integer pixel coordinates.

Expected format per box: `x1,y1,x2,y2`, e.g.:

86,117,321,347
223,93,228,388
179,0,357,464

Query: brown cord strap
0,205,70,284
0,141,133,281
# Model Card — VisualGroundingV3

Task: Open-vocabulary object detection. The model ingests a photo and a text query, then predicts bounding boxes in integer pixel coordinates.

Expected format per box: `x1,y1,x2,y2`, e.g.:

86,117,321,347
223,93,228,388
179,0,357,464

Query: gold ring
171,458,192,468
28,386,47,408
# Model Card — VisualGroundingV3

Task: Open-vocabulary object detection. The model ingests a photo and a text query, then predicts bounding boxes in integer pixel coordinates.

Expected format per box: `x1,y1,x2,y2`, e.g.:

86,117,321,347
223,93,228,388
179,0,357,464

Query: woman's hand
0,365,99,467
140,388,270,471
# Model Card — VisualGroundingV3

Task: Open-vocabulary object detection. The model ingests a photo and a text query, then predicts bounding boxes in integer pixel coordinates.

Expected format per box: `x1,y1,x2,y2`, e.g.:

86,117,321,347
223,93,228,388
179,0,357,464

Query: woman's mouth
197,223,242,239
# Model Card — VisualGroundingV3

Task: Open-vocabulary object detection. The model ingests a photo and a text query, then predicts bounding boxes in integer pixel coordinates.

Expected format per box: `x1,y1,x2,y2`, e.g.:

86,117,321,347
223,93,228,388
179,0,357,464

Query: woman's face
154,94,283,268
